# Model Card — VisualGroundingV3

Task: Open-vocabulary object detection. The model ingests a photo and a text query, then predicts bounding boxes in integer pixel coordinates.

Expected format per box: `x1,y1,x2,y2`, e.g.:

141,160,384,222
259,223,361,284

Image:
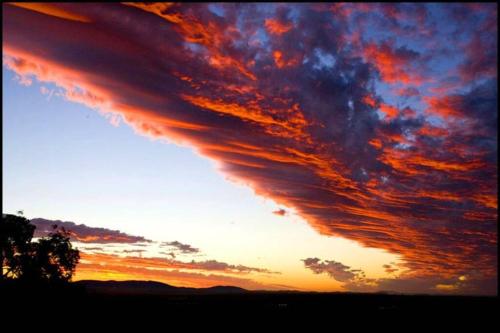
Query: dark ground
1,280,498,326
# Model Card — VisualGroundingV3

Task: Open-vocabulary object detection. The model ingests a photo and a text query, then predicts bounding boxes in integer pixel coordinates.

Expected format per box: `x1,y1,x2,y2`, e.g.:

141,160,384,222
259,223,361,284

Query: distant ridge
74,280,248,295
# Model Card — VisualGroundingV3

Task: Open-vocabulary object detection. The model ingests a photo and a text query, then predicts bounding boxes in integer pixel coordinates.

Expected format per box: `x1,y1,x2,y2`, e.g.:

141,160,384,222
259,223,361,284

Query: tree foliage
1,214,80,283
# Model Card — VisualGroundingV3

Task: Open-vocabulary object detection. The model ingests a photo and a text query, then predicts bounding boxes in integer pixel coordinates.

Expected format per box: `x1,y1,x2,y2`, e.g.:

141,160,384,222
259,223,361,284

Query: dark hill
74,280,248,295
1,279,497,322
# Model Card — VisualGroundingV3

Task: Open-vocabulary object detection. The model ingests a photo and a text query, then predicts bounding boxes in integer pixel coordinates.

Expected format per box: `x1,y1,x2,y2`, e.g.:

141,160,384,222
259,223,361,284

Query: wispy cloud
31,218,152,244
31,216,280,286
160,241,200,254
77,252,282,289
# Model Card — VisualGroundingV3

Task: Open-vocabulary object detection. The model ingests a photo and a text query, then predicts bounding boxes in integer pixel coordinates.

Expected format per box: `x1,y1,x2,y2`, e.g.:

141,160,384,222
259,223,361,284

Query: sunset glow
3,3,497,295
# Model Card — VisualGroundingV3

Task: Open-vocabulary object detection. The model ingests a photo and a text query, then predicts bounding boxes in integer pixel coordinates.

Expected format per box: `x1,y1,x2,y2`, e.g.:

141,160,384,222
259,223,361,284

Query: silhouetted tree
1,214,80,283
1,214,35,280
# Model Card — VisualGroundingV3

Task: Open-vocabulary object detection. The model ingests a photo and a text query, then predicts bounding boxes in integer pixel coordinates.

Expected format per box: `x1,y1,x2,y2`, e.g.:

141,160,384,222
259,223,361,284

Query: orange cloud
379,103,399,120
363,95,377,108
79,252,277,275
417,124,449,138
8,3,91,22
75,252,282,290
362,42,424,85
265,18,293,35
368,138,382,149
125,2,256,81
424,95,463,119
273,50,300,69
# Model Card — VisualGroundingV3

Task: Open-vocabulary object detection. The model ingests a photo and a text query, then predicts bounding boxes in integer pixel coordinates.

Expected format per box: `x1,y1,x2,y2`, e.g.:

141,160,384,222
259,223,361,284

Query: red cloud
272,50,300,69
379,103,399,120
265,18,293,35
424,95,464,119
362,41,424,85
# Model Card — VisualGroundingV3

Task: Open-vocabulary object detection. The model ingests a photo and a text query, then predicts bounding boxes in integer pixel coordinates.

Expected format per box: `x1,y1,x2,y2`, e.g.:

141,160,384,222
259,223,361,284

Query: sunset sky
2,3,497,294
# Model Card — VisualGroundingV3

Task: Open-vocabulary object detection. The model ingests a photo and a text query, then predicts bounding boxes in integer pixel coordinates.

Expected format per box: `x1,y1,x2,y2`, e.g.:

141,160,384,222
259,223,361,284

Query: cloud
8,3,91,23
370,275,498,296
272,209,287,216
29,214,279,279
160,251,177,259
180,259,280,274
77,253,286,290
362,41,424,85
304,257,497,295
3,3,497,294
379,103,399,120
32,216,278,277
80,246,105,252
161,241,200,254
302,258,363,283
77,252,281,290
265,18,293,35
396,87,419,98
452,7,497,82
31,218,152,244
383,264,399,274
121,249,146,255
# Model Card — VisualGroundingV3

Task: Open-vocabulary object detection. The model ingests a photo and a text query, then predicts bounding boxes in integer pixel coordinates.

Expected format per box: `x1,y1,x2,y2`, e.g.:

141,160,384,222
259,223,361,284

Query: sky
2,3,497,295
